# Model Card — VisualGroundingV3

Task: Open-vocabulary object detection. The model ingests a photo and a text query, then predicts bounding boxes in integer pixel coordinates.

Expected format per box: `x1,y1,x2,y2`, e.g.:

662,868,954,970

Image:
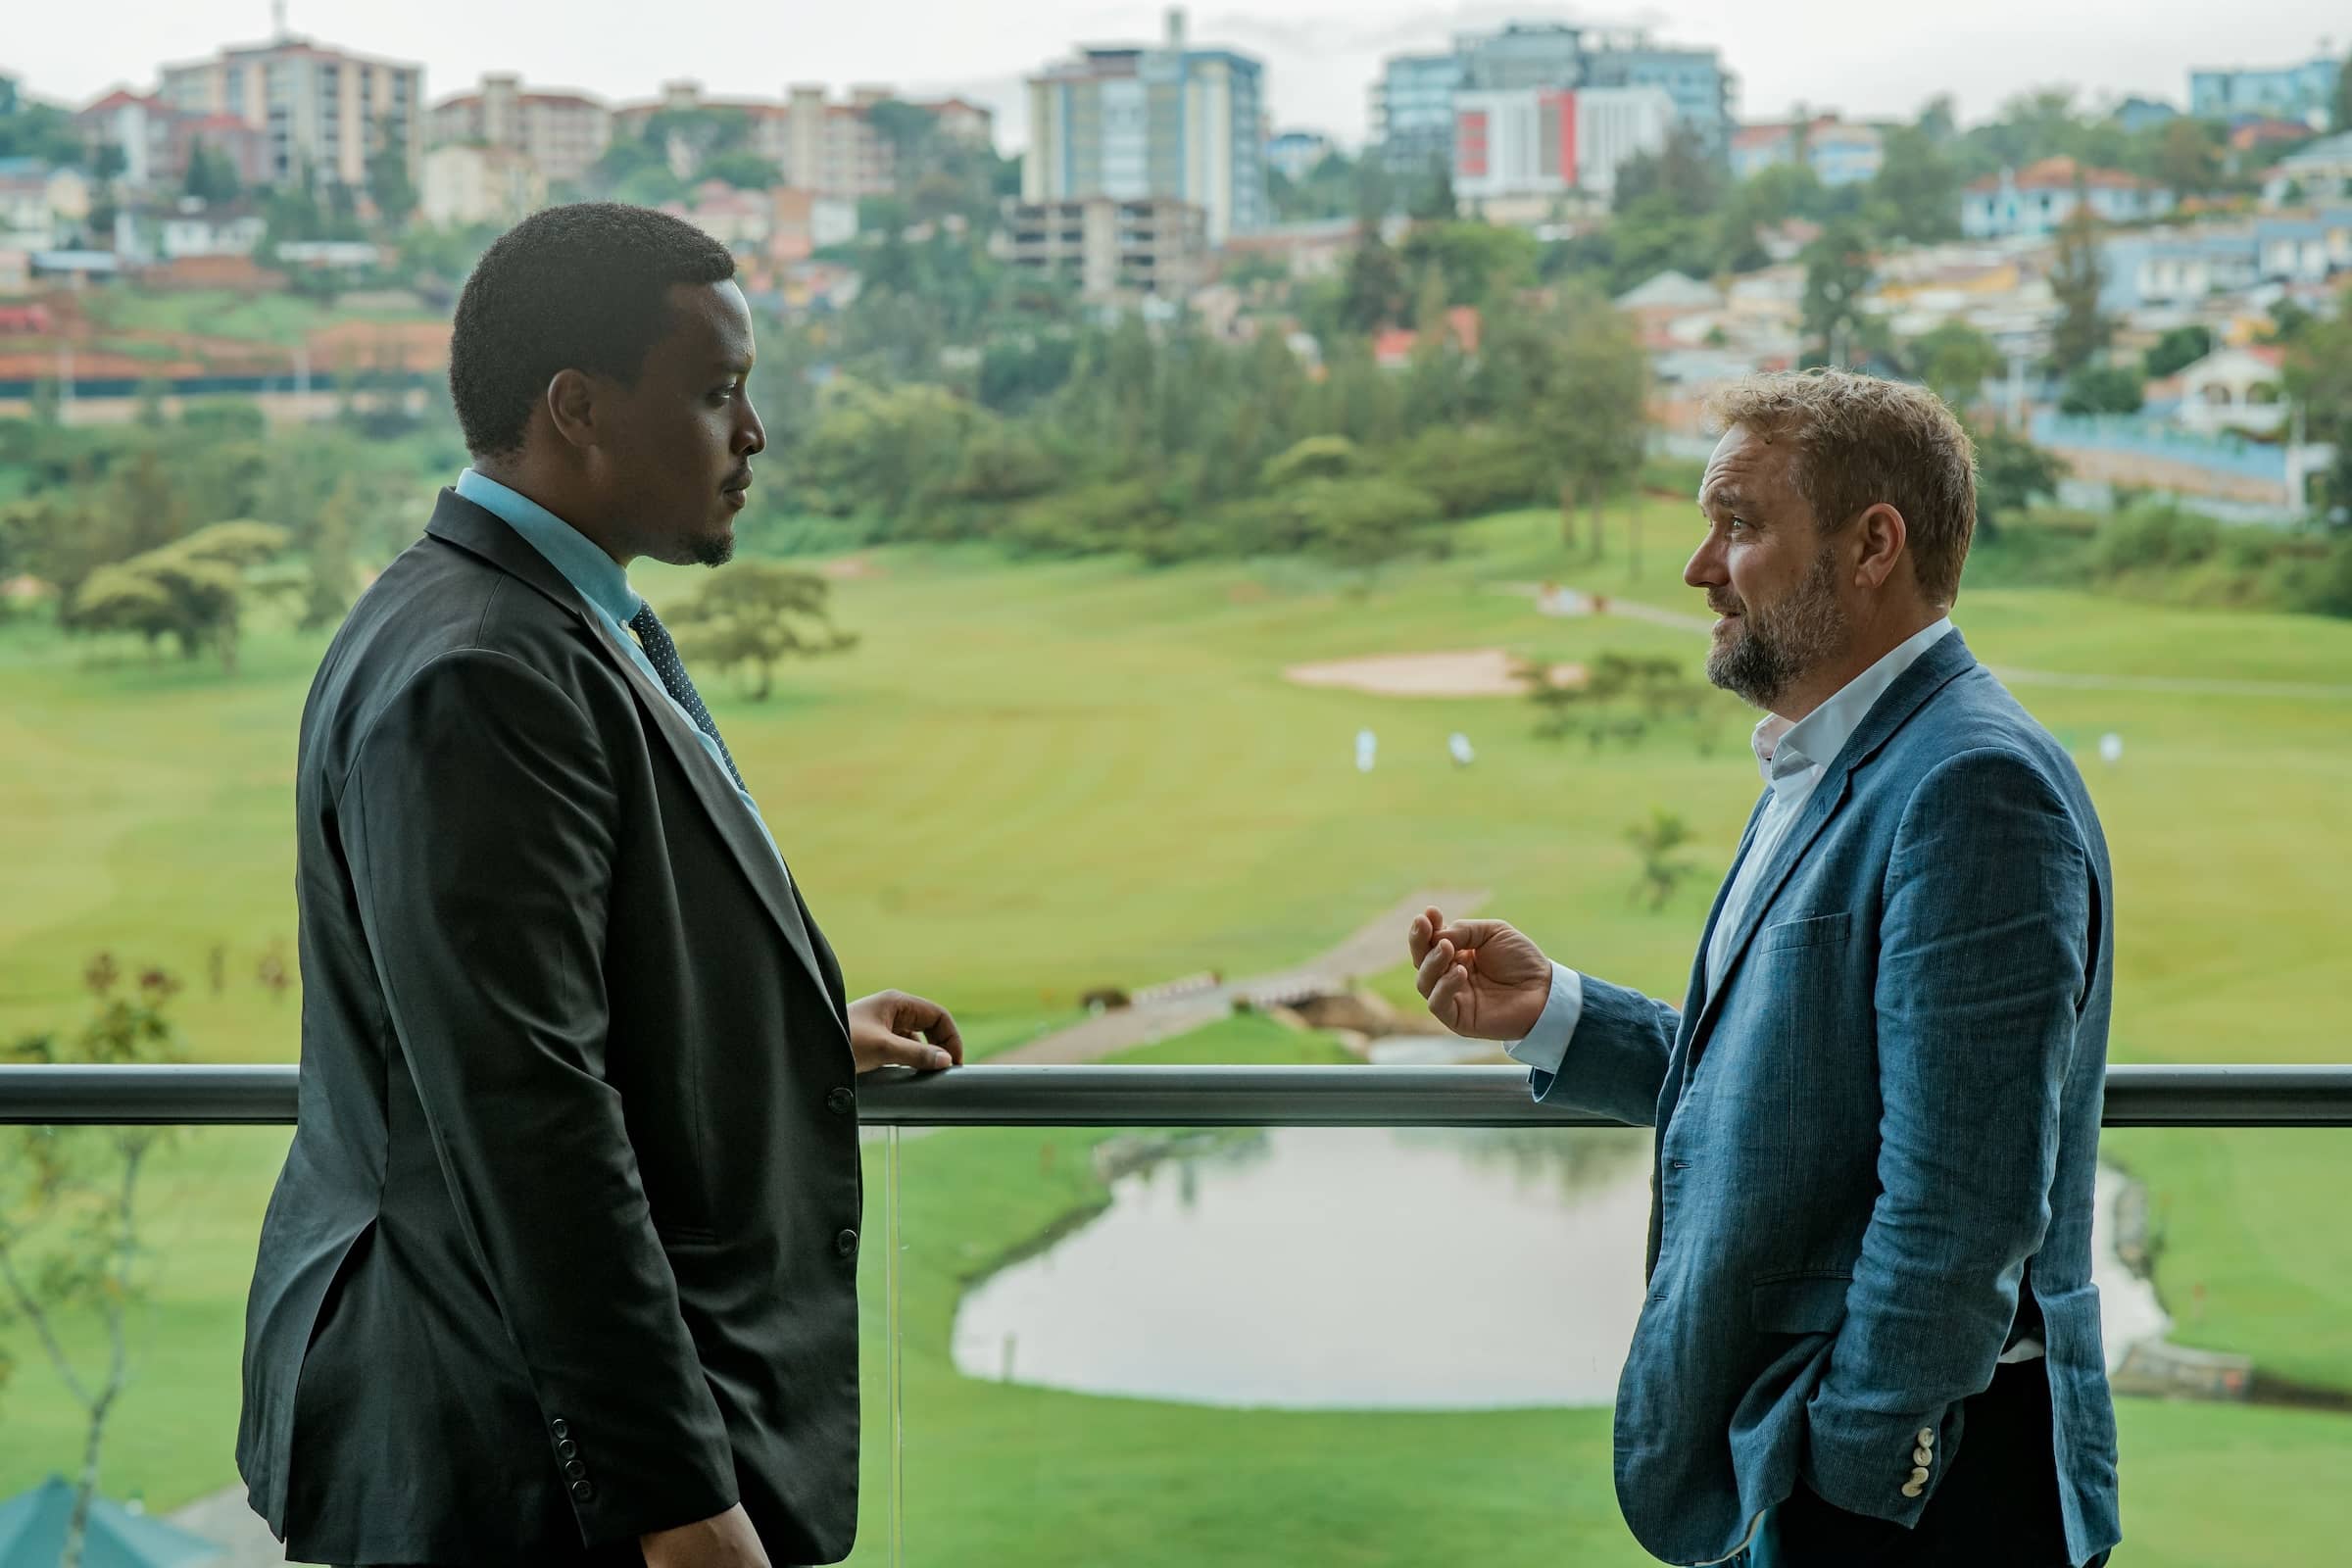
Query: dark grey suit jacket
237,491,863,1565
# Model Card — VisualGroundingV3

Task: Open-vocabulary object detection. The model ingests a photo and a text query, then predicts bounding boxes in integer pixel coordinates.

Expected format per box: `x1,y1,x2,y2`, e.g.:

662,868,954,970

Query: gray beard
1705,547,1849,710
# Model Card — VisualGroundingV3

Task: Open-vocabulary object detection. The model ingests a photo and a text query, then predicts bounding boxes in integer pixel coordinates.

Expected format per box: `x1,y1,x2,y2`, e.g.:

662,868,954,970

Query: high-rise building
427,74,612,188
1579,32,1734,157
1023,8,1267,244
1452,86,1676,205
1375,23,1731,172
2190,56,2344,129
1459,23,1587,92
158,33,422,190
1372,53,1466,175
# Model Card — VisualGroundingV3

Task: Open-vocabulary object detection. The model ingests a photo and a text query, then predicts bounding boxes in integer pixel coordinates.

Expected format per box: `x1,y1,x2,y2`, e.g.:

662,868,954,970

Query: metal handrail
4,1063,2350,1128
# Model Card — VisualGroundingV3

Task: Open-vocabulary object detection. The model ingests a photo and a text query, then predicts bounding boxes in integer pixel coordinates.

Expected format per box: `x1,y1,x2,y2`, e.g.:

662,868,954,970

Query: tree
1253,476,1444,578
1909,320,2002,412
1408,152,1456,220
302,477,360,630
2283,301,2352,526
1625,808,1697,909
2059,363,2145,415
1339,234,1409,333
703,151,781,191
2335,47,2352,134
1612,125,1720,219
2150,118,2225,197
865,100,940,193
2047,207,2109,374
1498,287,1650,554
1399,220,1538,309
666,564,857,700
1872,125,1963,243
70,520,288,672
2,956,188,1568
1972,420,2068,538
1525,653,1713,753
2142,324,2213,380
367,118,417,230
1800,220,1877,366
182,138,241,205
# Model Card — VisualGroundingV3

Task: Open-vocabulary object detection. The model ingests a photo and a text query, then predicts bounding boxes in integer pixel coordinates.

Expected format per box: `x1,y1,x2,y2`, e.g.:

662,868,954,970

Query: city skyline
3,0,2342,152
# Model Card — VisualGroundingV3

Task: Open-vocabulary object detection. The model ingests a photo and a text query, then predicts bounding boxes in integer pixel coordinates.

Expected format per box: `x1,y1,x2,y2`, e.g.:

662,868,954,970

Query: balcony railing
7,1062,2352,1126
5,1061,2348,1563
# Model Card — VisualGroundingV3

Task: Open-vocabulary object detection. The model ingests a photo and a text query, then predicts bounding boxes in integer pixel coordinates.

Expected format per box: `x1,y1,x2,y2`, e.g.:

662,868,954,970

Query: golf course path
991,888,1491,1065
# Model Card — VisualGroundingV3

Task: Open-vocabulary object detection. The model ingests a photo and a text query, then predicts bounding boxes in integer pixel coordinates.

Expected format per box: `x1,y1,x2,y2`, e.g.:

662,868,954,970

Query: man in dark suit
1410,371,2119,1566
237,204,961,1568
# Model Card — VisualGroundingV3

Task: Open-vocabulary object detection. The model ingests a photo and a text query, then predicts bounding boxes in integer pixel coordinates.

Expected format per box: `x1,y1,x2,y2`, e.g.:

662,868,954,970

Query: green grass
1,498,2347,1553
74,289,437,348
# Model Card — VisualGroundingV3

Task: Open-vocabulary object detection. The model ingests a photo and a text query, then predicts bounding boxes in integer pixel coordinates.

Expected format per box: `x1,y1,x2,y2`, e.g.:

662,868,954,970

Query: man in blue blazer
1411,370,2119,1567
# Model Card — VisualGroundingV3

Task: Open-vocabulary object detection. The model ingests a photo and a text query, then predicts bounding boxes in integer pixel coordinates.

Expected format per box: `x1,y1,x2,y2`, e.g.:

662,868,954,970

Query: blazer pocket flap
1755,910,1852,954
1750,1272,1853,1335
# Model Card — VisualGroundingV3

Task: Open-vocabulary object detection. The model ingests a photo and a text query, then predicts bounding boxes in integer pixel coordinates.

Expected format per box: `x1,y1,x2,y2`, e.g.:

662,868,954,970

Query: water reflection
951,1128,2167,1411
952,1126,1653,1409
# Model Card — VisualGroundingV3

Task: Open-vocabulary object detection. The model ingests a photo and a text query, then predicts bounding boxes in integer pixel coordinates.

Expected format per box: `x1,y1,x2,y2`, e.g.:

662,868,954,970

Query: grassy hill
0,498,2346,1554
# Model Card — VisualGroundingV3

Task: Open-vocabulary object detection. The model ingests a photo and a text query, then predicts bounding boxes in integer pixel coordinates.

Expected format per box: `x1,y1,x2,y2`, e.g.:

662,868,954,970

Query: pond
951,1125,2167,1410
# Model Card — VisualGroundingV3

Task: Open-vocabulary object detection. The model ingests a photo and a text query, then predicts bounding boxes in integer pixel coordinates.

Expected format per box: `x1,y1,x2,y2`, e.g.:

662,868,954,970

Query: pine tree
2048,206,2109,375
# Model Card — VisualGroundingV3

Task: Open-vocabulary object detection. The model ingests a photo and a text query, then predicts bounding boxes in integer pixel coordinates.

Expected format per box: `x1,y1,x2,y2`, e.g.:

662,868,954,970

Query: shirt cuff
1505,962,1585,1077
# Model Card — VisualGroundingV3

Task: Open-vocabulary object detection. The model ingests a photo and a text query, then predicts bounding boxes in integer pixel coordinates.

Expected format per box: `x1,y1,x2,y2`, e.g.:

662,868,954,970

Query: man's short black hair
448,202,737,458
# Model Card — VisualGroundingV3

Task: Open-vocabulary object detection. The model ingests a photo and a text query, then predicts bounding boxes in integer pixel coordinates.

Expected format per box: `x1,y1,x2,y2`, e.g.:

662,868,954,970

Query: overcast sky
8,0,2343,149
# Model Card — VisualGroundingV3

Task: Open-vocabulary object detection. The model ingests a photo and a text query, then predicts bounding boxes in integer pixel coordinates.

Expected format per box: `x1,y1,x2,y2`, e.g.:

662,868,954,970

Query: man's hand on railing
1409,906,1552,1042
849,989,964,1074
641,1503,770,1568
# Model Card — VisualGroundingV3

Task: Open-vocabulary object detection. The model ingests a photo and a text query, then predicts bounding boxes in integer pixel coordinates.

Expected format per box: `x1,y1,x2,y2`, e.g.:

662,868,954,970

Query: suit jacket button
1907,1465,1929,1487
1913,1446,1933,1467
827,1087,856,1116
571,1479,596,1502
1916,1427,1935,1447
1900,1480,1925,1499
551,1417,570,1439
564,1459,588,1480
836,1227,859,1257
557,1438,578,1459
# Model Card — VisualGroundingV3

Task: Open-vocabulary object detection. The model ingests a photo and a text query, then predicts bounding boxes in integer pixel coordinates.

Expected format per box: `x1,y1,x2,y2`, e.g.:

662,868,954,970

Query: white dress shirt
1506,616,1956,1077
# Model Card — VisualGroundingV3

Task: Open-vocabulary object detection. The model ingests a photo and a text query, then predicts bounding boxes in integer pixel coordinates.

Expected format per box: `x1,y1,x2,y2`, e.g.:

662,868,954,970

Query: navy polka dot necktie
628,601,745,791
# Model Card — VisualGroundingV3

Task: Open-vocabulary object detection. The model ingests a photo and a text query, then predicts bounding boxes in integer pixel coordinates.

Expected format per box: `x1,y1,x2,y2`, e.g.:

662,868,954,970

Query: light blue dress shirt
453,467,788,877
1506,618,1958,1078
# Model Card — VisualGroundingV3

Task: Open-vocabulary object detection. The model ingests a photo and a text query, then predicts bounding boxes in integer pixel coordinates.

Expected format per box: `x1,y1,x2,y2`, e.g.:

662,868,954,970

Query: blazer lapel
583,615,848,1036
425,492,848,1037
1686,629,1983,1054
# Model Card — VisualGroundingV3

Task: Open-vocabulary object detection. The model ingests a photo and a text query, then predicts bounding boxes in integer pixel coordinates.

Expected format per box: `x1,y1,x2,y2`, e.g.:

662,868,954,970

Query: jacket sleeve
1802,746,2092,1522
341,647,738,1545
1530,971,1678,1128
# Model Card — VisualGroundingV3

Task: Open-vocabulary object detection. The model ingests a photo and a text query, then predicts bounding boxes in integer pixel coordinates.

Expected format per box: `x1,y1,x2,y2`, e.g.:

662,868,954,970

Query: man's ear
1851,502,1909,591
545,368,599,451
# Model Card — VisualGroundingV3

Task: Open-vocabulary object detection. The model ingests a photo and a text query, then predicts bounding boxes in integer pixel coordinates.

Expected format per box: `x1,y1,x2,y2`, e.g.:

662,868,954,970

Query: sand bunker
1283,648,1585,699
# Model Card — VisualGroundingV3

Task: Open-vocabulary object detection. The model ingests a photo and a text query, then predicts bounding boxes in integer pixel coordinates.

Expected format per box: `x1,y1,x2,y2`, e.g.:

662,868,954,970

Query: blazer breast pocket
1754,909,1852,955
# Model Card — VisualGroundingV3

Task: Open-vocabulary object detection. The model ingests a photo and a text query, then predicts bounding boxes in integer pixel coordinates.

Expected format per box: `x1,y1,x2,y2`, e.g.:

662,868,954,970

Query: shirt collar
455,467,642,628
1750,617,1957,797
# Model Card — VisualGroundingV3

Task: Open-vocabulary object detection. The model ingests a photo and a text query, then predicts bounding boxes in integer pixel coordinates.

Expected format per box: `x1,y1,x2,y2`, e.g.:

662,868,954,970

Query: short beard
1705,545,1849,710
690,533,736,567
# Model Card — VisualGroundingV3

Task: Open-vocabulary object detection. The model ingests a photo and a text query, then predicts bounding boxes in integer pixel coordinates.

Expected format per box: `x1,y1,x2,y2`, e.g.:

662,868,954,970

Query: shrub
1386,425,1551,519
2089,503,2221,576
